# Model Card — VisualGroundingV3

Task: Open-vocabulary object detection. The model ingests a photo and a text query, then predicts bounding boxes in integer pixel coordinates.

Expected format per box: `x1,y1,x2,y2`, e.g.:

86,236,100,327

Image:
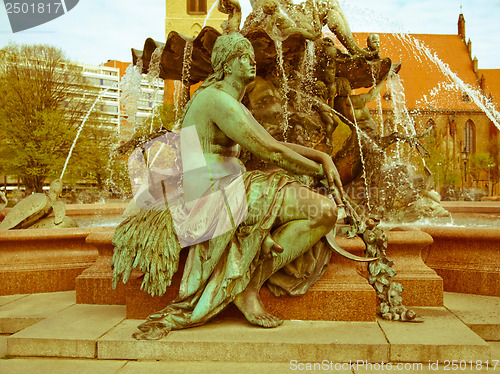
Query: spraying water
121,63,143,132
173,80,183,121
202,0,219,28
146,46,164,86
181,40,194,110
299,39,317,113
60,83,119,180
145,46,165,133
397,33,500,130
171,41,195,131
385,72,417,162
375,93,384,135
368,64,385,133
303,40,316,86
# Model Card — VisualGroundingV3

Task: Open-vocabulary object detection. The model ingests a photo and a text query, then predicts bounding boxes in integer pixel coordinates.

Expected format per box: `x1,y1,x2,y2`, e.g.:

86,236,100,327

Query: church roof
478,68,500,111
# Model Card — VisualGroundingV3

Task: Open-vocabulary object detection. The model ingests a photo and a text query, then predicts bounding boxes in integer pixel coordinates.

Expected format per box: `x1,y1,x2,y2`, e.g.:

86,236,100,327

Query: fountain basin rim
2,202,128,217
0,226,108,241
440,201,500,214
84,228,433,248
418,225,500,239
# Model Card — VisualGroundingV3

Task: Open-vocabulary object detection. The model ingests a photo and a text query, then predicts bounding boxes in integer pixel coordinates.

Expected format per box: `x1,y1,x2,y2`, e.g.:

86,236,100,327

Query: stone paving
0,291,500,373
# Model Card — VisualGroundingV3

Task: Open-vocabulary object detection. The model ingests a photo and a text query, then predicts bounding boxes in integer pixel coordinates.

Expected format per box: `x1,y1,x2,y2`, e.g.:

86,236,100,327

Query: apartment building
78,63,121,131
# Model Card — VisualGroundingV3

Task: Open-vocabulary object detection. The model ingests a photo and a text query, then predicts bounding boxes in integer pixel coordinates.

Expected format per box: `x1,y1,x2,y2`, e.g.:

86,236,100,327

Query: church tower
165,0,226,38
458,12,466,41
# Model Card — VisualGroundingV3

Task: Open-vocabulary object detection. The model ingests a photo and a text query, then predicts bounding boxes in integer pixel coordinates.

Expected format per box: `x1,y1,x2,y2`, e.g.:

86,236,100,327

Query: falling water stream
385,73,416,162
274,40,290,139
121,63,143,132
299,39,317,113
173,81,183,121
145,46,165,133
140,46,166,166
146,46,163,85
347,96,371,210
180,41,194,118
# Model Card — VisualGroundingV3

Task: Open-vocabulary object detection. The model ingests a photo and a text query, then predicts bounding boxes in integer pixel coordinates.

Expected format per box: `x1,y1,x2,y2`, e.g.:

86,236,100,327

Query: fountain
0,0,498,345
96,0,462,340
37,1,480,336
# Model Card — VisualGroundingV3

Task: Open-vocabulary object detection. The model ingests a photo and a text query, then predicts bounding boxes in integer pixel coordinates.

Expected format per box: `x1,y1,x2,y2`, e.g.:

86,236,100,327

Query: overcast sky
0,0,498,69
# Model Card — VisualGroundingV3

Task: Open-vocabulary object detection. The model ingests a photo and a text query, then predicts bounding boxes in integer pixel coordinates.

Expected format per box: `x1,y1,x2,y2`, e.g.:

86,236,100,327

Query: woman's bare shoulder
195,85,235,106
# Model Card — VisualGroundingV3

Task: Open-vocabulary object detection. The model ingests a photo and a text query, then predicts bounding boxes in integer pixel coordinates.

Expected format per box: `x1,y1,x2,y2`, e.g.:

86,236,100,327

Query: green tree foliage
468,152,496,184
0,43,104,192
469,152,496,171
133,103,177,138
422,132,461,189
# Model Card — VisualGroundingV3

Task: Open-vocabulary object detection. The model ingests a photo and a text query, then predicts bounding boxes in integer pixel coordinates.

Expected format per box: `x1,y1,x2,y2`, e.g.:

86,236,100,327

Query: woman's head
211,33,254,81
178,33,255,125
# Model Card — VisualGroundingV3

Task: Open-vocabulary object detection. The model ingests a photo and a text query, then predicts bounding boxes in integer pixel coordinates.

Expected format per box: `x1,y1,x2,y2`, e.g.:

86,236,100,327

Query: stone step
379,307,490,362
0,358,329,374
444,292,500,341
0,291,75,334
8,304,126,358
2,357,500,374
4,302,492,364
97,318,388,362
0,358,128,374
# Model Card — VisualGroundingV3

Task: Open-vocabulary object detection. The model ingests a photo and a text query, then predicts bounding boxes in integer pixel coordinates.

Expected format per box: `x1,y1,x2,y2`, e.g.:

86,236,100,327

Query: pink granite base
385,229,442,306
0,227,107,295
75,231,142,305
123,239,377,321
76,229,438,322
421,226,500,297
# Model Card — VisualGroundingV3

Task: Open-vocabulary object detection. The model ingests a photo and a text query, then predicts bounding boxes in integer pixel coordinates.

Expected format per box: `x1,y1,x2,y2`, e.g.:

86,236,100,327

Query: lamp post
436,162,442,193
488,162,495,197
461,149,469,189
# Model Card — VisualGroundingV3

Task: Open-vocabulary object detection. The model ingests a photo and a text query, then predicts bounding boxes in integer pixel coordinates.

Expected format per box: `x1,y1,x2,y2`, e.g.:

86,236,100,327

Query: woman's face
228,51,257,83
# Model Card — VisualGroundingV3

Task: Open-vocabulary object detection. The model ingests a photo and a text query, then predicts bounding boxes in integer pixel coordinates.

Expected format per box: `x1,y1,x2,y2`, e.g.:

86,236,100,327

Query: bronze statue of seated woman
112,33,353,340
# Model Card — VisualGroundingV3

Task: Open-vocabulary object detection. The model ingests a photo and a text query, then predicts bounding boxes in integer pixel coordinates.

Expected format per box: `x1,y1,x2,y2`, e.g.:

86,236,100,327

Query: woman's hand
317,152,345,196
280,141,346,201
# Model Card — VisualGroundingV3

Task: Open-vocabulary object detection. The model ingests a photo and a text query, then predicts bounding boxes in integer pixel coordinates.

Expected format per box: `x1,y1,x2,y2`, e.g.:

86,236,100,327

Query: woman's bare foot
234,287,283,328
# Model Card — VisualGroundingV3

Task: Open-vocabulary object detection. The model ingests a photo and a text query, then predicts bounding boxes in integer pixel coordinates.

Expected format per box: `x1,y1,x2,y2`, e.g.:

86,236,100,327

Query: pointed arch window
464,120,476,154
426,119,437,137
187,0,207,14
449,120,457,138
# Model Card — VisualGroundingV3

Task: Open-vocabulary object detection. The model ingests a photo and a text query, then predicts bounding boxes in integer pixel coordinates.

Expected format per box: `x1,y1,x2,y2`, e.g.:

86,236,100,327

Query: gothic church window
464,120,476,154
187,0,207,14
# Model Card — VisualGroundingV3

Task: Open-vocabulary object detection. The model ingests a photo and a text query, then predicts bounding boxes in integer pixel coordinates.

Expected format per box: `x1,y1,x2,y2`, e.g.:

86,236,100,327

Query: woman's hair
177,33,254,126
